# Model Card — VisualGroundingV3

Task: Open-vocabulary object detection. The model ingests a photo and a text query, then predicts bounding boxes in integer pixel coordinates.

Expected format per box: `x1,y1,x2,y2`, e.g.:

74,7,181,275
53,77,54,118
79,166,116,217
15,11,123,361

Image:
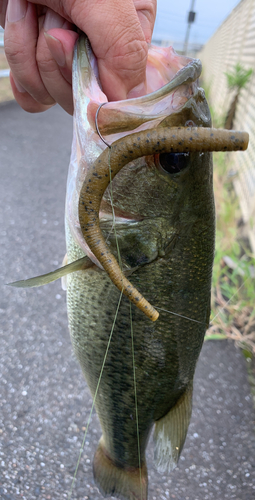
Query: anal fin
154,382,193,474
93,437,148,500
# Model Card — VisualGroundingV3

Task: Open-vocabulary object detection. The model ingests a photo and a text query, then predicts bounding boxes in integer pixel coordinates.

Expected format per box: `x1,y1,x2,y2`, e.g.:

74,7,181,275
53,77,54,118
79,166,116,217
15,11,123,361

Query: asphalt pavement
0,101,254,500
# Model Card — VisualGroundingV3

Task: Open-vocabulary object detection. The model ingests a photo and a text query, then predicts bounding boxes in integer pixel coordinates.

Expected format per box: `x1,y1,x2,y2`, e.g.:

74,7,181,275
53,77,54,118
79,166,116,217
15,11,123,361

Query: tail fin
93,438,148,500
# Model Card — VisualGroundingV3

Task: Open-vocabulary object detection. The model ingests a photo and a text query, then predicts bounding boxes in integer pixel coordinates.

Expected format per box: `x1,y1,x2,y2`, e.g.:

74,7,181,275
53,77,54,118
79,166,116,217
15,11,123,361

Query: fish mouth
83,40,205,140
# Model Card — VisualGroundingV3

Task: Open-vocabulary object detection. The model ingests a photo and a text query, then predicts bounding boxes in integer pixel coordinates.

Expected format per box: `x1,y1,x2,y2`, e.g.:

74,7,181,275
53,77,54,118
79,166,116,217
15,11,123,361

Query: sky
153,0,240,46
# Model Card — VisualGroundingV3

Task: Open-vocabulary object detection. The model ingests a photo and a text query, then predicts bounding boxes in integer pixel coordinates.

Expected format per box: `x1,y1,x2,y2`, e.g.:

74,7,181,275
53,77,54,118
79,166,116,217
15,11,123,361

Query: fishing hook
95,103,111,148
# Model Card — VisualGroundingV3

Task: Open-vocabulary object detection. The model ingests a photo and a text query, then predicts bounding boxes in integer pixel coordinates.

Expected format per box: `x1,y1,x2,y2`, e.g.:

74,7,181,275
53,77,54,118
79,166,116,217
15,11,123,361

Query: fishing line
155,306,207,325
156,278,250,327
95,103,111,148
210,279,248,323
96,102,122,268
108,148,123,269
68,290,123,499
130,303,143,500
154,278,250,328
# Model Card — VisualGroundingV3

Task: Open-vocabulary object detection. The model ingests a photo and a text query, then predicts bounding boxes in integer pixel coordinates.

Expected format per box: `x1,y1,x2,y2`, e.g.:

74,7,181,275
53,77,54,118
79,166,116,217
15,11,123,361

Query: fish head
66,36,212,269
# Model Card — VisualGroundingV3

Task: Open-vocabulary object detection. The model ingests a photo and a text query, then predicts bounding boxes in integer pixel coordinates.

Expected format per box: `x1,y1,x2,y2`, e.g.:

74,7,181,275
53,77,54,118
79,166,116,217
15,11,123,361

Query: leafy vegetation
224,63,253,129
225,63,253,91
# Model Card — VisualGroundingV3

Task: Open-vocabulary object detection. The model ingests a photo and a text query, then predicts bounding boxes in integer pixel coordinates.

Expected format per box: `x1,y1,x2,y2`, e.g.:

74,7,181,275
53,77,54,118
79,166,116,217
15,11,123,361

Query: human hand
0,0,156,114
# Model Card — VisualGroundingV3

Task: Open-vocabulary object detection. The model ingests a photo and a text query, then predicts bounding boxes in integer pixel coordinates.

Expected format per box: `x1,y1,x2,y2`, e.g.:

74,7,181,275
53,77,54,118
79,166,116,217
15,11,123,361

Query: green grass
205,151,255,353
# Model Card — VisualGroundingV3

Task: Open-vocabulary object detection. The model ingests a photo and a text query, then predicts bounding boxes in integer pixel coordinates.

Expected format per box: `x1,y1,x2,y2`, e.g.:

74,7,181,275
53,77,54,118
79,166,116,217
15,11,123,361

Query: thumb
69,0,153,100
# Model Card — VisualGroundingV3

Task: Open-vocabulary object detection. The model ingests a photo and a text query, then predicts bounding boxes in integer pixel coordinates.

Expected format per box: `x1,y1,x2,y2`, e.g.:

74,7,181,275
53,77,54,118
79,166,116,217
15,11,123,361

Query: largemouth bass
64,37,247,499
9,36,249,500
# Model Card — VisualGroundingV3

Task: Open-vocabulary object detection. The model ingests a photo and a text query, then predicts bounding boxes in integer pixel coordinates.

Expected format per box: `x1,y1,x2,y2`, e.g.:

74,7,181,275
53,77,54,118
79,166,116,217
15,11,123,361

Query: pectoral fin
7,256,92,288
154,382,193,474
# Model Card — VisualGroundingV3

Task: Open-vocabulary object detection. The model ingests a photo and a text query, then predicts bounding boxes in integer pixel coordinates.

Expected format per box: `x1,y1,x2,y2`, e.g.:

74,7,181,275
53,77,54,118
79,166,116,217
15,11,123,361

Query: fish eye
155,152,190,174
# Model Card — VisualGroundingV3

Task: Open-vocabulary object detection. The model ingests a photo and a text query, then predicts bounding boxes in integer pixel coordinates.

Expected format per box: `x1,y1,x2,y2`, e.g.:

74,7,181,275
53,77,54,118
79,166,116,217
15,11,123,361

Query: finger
36,10,76,114
44,28,78,85
10,71,53,112
0,0,8,27
4,0,55,107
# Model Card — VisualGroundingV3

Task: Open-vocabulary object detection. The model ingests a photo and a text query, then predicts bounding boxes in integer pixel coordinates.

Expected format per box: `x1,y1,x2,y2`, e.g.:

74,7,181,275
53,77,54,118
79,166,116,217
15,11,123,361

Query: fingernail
44,9,65,31
127,82,146,99
12,76,26,93
7,0,27,23
44,32,66,67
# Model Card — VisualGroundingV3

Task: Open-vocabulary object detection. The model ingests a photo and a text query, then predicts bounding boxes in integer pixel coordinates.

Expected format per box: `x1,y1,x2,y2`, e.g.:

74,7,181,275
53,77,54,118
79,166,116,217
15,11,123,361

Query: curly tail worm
78,126,249,321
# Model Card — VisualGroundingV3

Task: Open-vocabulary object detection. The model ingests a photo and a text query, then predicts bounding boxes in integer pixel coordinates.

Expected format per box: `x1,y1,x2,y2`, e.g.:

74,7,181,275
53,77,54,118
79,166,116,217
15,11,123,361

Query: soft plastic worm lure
79,126,249,321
